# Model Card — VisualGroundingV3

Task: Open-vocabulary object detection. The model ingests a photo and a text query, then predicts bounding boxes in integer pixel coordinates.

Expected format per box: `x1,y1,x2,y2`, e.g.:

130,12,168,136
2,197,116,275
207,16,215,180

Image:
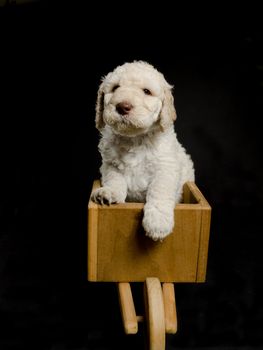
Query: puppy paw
143,205,174,241
91,186,125,205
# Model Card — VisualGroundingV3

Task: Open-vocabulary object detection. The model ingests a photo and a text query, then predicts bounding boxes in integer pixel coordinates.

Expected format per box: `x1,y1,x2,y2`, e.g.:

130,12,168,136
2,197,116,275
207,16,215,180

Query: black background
1,2,263,349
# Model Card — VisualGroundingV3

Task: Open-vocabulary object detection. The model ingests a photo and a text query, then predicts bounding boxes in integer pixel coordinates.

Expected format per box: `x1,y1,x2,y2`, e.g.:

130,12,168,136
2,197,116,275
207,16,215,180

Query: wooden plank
144,278,165,350
183,182,212,282
162,283,177,334
183,182,193,204
196,207,211,282
87,194,99,281
91,179,101,192
96,205,201,282
117,283,138,334
185,182,210,208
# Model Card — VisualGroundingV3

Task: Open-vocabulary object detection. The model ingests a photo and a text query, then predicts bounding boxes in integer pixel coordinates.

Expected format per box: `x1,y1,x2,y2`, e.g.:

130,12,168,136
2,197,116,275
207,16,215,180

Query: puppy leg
91,165,127,205
143,172,181,241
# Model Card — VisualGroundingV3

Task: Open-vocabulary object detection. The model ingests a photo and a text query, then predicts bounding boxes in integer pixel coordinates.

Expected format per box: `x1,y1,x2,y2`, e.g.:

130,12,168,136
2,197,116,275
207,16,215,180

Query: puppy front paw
143,205,174,241
91,186,125,205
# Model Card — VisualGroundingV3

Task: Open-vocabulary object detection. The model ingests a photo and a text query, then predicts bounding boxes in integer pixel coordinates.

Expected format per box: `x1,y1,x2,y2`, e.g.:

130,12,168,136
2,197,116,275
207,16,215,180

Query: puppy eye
112,85,120,92
143,88,152,95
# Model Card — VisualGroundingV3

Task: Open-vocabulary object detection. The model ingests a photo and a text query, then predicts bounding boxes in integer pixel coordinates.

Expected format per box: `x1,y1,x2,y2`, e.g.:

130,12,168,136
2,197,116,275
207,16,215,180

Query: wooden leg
117,282,138,334
144,278,165,350
162,283,177,334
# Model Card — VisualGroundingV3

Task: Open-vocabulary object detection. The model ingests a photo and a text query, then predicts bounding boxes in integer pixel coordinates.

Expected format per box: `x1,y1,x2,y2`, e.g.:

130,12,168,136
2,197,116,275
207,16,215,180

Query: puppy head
95,61,176,136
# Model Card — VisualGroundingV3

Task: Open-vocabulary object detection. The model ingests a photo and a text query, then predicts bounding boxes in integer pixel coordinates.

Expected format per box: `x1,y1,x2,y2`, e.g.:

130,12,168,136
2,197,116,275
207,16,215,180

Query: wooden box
88,180,211,283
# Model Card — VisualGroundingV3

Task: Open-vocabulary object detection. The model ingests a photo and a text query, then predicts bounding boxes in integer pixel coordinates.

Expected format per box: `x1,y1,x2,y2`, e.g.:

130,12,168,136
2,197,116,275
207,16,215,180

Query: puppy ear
159,86,177,131
95,85,105,130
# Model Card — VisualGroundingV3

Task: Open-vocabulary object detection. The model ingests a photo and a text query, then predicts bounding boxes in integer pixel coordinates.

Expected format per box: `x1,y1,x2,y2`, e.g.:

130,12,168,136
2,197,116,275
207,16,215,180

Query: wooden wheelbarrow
88,180,211,350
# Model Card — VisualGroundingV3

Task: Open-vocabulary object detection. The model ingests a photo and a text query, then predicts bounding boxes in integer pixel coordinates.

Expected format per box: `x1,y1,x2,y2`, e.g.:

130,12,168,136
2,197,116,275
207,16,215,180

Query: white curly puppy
92,61,194,241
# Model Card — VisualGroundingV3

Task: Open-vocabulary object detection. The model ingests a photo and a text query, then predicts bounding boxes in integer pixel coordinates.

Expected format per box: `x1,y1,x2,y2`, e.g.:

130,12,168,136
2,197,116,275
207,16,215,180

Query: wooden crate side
186,182,210,207
92,179,101,190
170,206,202,282
184,181,212,282
196,207,211,282
183,182,198,204
87,201,99,281
96,206,202,282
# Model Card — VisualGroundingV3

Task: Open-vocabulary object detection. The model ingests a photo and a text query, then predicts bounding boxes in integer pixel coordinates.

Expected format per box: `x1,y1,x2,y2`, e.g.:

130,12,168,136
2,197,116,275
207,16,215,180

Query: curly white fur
92,61,195,241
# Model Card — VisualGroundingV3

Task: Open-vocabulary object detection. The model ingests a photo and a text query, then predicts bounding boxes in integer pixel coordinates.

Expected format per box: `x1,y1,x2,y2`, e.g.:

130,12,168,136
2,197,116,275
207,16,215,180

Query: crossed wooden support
118,279,177,349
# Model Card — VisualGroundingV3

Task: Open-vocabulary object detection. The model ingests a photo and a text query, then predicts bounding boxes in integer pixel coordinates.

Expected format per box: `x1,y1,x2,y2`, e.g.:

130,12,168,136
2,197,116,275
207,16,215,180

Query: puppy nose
116,102,133,115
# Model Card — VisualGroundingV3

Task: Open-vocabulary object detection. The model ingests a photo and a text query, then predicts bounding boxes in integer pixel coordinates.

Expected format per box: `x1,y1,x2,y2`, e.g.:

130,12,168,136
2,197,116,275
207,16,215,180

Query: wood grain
117,282,138,334
144,278,165,350
87,180,211,283
162,283,177,334
196,207,211,281
87,199,98,281
184,182,212,282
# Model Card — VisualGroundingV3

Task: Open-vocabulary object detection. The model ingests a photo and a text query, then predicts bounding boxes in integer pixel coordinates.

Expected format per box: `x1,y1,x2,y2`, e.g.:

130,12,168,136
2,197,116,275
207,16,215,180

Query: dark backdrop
1,2,262,349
